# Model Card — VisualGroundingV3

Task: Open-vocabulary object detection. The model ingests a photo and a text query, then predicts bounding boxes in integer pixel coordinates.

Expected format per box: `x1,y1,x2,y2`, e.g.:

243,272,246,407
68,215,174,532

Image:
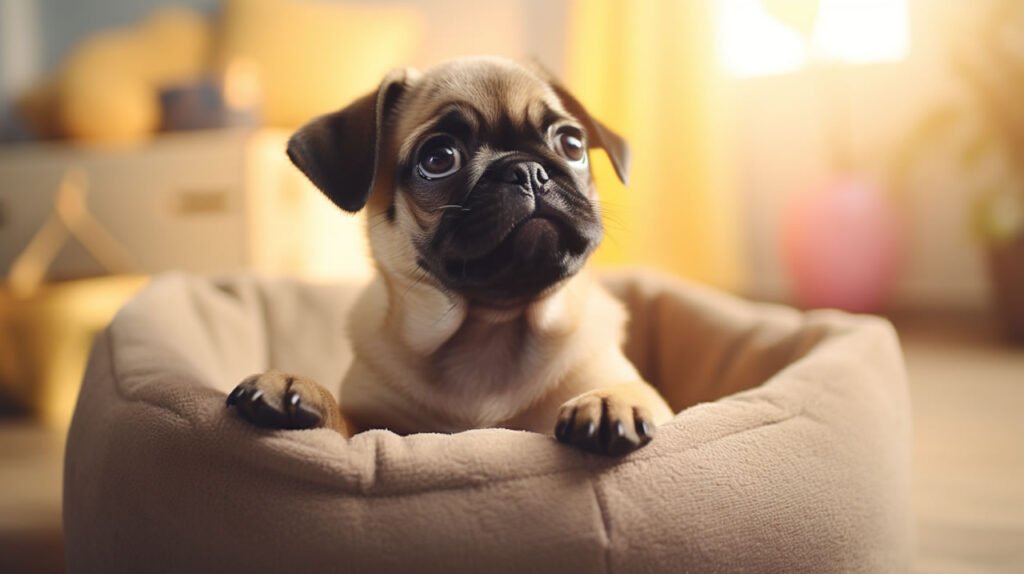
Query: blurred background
0,0,1021,572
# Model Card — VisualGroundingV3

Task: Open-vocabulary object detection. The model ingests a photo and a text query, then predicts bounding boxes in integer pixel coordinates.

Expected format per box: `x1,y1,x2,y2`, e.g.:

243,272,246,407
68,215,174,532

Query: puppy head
288,57,629,306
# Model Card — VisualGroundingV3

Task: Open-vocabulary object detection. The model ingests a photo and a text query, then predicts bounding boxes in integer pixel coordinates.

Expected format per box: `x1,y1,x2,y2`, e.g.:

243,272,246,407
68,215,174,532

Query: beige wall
355,0,568,75
729,1,991,310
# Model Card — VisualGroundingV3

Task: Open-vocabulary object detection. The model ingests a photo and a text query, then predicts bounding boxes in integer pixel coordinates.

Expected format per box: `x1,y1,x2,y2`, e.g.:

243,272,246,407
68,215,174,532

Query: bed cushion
63,270,912,573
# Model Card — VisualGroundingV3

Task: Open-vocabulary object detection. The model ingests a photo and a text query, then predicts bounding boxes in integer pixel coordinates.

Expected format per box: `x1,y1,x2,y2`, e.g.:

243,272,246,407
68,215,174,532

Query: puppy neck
380,271,584,357
379,272,467,356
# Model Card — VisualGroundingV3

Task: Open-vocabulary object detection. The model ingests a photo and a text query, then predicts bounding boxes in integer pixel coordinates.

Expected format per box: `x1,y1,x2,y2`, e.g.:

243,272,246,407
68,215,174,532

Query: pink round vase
782,179,902,313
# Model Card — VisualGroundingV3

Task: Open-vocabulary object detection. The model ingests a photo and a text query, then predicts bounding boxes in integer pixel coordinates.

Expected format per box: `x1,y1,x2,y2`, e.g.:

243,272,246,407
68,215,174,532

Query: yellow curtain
566,0,742,291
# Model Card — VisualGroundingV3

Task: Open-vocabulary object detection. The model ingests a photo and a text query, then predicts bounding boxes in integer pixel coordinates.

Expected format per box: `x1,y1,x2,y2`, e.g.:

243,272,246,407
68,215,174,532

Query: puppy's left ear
287,68,416,212
538,69,632,186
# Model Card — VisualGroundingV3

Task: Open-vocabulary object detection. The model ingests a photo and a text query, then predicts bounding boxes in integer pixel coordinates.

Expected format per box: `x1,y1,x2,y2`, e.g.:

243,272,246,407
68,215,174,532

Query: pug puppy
227,57,673,455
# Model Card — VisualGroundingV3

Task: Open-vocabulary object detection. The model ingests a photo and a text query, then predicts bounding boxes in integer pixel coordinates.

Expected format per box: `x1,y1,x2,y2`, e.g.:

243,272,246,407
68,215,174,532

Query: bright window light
717,0,909,77
812,0,909,63
717,0,808,77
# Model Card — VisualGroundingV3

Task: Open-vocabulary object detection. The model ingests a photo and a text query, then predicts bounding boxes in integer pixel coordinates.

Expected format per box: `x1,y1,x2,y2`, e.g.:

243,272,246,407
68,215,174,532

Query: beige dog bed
64,271,912,573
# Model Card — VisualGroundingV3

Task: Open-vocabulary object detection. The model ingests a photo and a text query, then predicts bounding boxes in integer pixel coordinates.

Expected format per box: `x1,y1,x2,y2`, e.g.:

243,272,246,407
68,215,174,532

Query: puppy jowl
230,57,672,456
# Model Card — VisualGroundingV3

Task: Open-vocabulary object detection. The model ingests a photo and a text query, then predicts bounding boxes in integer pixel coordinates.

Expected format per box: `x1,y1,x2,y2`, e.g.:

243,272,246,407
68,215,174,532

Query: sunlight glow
718,0,808,76
717,0,909,77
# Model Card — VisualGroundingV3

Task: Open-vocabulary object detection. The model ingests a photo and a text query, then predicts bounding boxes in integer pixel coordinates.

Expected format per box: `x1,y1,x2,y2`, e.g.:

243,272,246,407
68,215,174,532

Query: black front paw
555,393,655,456
226,371,325,430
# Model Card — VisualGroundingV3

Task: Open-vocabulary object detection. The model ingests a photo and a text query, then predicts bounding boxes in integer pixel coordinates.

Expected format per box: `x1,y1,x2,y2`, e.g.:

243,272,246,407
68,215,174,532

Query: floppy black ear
543,74,632,186
287,69,413,212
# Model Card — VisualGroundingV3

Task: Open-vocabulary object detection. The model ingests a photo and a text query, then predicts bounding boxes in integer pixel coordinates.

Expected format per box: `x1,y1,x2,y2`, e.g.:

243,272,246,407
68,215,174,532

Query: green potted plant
895,1,1024,341
975,187,1024,341
956,1,1024,341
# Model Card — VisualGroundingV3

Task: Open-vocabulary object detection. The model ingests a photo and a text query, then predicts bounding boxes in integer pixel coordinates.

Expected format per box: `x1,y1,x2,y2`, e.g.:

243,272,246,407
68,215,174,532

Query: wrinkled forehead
394,62,573,155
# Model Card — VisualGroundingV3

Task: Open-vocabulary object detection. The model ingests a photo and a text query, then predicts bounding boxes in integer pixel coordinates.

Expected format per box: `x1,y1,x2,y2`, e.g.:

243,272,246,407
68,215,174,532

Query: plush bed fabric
63,271,912,573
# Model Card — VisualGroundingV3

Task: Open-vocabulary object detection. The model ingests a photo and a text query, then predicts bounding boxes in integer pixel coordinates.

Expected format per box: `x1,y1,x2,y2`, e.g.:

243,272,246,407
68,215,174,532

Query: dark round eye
555,127,587,164
416,136,462,179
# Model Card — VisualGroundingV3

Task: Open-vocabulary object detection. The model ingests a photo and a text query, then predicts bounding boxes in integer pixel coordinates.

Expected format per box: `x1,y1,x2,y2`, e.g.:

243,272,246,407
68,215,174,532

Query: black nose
500,161,550,194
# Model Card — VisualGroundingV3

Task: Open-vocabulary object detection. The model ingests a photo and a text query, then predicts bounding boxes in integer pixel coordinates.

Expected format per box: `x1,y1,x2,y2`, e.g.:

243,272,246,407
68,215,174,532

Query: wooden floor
0,315,1021,573
898,316,1024,573
0,421,65,574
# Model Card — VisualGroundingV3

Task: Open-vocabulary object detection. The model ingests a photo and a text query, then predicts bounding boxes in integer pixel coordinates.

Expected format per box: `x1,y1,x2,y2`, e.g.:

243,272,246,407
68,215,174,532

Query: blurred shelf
0,128,372,281
0,128,375,432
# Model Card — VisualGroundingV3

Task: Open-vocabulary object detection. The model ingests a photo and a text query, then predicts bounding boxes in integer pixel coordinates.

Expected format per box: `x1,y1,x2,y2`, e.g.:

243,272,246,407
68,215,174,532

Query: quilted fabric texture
63,271,912,573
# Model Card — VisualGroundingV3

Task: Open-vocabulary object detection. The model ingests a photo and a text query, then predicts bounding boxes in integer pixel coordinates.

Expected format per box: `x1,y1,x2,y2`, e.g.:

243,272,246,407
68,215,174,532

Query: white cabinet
0,129,372,281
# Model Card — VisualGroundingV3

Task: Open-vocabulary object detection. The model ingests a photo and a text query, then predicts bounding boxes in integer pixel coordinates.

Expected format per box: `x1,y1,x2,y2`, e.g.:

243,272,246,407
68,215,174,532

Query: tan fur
232,57,673,453
344,58,673,438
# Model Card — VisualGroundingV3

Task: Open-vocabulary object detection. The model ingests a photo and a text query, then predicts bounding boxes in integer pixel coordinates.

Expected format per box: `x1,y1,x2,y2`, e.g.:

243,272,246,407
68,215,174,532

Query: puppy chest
429,318,567,421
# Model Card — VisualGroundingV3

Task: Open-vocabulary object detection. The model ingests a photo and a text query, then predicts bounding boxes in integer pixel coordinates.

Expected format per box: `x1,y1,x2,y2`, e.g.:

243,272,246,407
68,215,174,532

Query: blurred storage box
0,129,372,280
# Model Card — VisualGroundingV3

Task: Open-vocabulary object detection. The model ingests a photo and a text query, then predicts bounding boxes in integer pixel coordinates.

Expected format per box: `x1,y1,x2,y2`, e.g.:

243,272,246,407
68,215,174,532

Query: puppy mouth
490,199,589,257
421,194,601,303
448,213,571,272
440,207,584,278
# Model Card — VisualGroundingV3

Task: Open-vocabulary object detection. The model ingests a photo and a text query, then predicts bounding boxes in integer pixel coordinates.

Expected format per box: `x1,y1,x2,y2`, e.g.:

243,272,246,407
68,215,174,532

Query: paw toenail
226,386,246,406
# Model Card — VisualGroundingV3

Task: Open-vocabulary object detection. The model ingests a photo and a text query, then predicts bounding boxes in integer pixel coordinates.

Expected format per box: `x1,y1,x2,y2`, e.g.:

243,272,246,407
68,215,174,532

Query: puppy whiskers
401,265,432,299
434,301,460,327
434,204,471,213
368,212,392,231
